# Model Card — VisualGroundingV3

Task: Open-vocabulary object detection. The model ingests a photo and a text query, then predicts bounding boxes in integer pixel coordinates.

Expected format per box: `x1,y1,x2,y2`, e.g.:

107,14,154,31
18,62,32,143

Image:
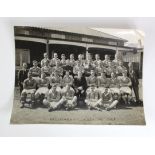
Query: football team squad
18,52,141,112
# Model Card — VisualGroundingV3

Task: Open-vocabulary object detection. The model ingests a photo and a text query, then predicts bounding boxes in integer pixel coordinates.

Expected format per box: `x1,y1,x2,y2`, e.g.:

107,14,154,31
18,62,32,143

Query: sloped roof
40,26,127,42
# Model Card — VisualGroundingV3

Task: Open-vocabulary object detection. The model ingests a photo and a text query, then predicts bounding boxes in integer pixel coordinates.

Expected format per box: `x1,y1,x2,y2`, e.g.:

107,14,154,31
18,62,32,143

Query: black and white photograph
10,26,145,125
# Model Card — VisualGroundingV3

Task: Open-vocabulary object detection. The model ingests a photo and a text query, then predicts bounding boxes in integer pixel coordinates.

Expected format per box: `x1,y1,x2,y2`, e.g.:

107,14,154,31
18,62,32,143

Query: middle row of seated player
29,58,127,83
29,66,132,96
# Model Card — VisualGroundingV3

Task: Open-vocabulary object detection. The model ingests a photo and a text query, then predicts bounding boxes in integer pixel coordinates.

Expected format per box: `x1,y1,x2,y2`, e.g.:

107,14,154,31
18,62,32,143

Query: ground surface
10,83,145,125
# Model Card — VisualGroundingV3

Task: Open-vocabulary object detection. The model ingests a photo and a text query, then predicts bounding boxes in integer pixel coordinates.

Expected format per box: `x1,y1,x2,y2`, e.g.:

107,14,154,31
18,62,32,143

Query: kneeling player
45,84,62,112
35,73,50,105
20,72,37,108
85,85,102,111
61,84,77,110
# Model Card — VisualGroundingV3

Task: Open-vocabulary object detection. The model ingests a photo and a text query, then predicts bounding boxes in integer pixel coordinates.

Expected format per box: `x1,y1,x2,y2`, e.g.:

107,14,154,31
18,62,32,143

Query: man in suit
73,71,87,107
128,62,140,103
18,62,29,94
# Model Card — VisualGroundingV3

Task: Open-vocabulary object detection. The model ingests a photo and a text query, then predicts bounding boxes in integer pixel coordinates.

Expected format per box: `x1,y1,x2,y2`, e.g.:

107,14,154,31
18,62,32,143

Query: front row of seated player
20,69,132,111
46,84,77,112
85,87,119,111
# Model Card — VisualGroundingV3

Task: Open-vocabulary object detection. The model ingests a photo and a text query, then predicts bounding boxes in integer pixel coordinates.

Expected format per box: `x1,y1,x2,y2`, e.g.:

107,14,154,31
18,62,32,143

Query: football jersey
50,76,62,84
52,67,63,76
84,63,94,70
106,67,116,76
87,76,97,86
62,88,75,99
69,59,76,67
120,77,131,86
62,75,73,85
103,60,111,67
41,66,52,76
29,66,41,77
98,76,109,86
116,66,127,75
109,77,119,87
50,58,60,66
38,78,49,87
93,59,102,67
76,60,85,66
87,91,98,101
73,66,84,74
24,78,36,88
60,59,66,66
101,92,112,101
96,66,106,75
41,58,50,67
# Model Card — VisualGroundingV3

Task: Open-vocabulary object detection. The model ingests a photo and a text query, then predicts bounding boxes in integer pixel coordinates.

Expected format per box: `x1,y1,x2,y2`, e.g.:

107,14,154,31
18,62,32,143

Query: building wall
14,27,125,47
123,52,141,63
123,51,143,78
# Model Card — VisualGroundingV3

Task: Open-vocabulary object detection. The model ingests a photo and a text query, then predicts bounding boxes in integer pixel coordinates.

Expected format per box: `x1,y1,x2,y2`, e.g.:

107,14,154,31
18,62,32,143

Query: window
82,37,93,42
65,34,81,41
108,41,117,46
16,49,30,68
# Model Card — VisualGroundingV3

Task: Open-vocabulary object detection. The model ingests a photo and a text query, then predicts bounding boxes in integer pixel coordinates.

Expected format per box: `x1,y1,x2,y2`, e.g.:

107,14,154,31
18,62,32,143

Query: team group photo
10,26,145,125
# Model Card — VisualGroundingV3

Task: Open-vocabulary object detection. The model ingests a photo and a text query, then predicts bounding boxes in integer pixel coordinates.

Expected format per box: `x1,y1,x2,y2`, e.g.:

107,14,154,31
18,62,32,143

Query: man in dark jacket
128,62,140,103
18,63,29,94
73,71,87,107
